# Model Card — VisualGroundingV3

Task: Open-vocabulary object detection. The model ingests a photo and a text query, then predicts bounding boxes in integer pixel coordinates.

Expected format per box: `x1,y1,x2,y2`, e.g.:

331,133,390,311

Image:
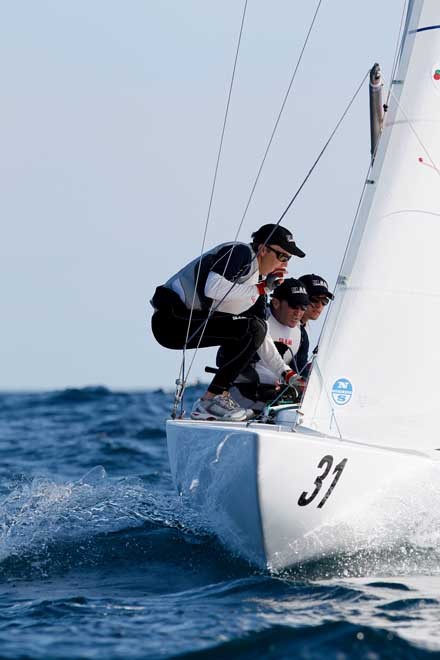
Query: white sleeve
257,331,291,379
204,271,258,302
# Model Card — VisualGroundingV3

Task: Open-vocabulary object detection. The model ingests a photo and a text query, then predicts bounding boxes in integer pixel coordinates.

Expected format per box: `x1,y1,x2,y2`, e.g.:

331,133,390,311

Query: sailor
150,224,305,421
228,278,310,410
296,273,334,376
256,278,309,381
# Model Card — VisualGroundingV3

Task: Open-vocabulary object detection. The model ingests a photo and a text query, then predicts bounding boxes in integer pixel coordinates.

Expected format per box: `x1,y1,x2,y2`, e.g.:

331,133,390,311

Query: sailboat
166,0,440,571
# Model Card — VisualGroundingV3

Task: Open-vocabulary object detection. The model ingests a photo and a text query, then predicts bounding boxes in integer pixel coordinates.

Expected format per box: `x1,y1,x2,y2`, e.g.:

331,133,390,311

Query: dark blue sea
1,385,439,659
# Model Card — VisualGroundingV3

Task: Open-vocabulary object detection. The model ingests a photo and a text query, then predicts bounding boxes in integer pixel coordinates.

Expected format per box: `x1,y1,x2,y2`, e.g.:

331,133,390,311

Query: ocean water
1,385,440,659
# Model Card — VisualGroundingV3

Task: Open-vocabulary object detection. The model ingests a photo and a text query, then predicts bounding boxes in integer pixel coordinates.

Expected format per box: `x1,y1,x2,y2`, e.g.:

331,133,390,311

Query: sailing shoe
191,394,247,422
223,394,255,421
222,393,255,421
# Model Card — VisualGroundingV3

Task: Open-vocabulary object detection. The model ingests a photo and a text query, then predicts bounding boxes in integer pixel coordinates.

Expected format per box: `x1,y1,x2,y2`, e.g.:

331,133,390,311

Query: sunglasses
310,296,329,306
266,245,291,262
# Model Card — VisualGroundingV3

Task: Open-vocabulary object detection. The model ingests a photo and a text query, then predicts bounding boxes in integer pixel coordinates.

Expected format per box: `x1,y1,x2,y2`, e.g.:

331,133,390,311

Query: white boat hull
166,419,439,571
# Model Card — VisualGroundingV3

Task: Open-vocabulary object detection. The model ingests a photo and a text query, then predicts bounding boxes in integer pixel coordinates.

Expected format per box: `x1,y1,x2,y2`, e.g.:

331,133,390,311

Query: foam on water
280,460,440,579
0,463,215,579
0,467,146,561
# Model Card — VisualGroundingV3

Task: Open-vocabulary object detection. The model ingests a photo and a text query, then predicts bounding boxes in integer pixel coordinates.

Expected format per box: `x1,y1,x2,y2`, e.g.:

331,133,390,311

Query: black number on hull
317,458,347,508
298,455,333,506
298,455,348,508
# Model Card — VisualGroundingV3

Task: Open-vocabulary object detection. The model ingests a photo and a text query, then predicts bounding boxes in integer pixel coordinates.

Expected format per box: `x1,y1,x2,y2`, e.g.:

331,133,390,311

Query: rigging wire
297,0,412,370
233,0,324,243
295,77,377,428
176,0,324,414
314,156,373,351
295,85,380,427
192,0,325,337
325,69,440,333
246,6,418,431
276,70,369,227
302,2,413,417
175,2,324,412
172,0,248,418
177,70,370,404
212,3,410,423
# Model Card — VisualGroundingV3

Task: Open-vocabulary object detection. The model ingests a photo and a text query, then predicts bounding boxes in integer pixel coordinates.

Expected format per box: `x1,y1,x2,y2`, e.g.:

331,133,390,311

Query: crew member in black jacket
151,224,305,421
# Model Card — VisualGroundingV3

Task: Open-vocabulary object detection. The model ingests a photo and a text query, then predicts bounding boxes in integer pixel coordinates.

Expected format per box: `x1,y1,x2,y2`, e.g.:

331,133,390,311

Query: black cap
252,223,305,258
298,274,334,300
272,278,310,308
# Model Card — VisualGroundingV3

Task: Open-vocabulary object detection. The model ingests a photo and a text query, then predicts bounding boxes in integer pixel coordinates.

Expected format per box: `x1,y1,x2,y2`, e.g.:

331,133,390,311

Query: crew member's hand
283,370,306,390
267,268,286,287
256,270,286,295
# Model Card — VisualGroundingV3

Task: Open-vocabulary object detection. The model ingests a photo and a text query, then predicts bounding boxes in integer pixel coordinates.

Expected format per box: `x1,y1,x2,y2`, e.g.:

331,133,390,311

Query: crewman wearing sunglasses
227,278,310,411
150,223,305,421
295,274,334,376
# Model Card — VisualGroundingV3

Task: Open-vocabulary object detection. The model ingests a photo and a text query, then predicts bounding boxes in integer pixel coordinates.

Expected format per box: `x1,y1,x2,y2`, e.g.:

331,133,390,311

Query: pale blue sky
1,0,404,390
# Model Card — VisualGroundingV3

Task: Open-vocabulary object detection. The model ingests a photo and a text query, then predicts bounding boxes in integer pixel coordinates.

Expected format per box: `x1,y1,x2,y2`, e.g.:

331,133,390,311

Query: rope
390,87,440,175
251,337,317,422
176,70,370,408
173,0,248,417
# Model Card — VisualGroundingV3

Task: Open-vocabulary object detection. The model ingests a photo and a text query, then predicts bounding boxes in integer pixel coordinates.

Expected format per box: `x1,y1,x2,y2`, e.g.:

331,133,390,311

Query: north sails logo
331,378,353,405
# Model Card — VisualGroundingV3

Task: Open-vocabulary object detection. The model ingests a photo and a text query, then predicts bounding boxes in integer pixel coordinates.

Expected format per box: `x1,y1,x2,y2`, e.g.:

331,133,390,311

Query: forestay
301,0,440,449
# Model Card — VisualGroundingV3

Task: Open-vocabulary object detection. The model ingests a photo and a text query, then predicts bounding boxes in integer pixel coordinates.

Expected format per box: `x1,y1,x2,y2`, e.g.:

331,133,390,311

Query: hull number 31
298,455,348,509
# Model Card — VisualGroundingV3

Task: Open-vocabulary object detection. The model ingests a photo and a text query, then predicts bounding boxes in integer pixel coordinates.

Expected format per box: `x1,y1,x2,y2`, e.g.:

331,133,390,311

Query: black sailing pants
151,288,267,396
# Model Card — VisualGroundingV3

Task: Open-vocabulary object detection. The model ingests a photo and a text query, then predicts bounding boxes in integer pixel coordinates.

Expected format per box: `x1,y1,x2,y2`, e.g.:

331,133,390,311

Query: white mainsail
301,0,440,449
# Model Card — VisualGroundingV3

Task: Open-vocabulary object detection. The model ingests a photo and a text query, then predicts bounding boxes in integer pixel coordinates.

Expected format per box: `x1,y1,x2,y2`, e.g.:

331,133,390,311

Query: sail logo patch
431,65,440,94
331,378,353,405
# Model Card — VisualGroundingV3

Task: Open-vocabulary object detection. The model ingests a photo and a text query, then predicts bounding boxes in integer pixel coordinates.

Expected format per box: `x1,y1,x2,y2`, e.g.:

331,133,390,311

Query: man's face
303,296,328,321
272,298,305,328
257,244,291,276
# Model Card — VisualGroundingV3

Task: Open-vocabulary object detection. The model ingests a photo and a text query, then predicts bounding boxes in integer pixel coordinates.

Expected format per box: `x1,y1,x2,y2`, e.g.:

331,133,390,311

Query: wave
170,621,433,659
0,467,145,558
0,466,248,583
48,386,116,403
0,385,202,420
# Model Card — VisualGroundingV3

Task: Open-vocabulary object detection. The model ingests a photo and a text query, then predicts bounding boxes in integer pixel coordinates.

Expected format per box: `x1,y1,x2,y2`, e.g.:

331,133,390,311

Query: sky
1,0,405,391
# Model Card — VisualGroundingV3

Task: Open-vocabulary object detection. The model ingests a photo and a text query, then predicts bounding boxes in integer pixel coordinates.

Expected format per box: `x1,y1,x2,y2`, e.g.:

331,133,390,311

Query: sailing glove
256,270,285,295
283,370,306,390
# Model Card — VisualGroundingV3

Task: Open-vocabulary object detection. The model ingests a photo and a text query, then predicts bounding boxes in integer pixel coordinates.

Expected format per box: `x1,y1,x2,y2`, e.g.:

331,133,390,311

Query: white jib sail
301,0,440,450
